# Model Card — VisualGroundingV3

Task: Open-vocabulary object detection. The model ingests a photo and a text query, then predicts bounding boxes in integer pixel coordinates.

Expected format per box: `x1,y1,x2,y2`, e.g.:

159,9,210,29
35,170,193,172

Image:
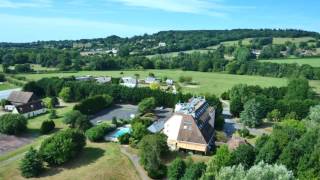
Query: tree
230,96,243,117
63,110,91,131
216,162,294,180
49,109,58,119
19,147,44,178
40,120,55,134
240,98,264,128
139,134,168,179
267,109,281,122
0,114,27,135
255,138,281,164
285,78,311,100
168,158,186,180
230,144,255,169
204,145,231,178
39,129,86,166
182,162,206,180
59,87,72,102
234,47,252,62
131,122,148,141
149,82,160,90
138,97,156,114
73,95,113,115
0,73,5,82
307,105,320,124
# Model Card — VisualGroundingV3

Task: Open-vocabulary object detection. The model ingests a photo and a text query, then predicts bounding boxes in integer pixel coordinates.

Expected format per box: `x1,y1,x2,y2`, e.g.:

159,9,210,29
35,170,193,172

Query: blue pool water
111,127,131,138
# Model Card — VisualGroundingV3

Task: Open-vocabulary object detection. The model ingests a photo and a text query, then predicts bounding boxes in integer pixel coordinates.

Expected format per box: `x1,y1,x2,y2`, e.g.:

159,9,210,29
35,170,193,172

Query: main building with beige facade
163,97,215,154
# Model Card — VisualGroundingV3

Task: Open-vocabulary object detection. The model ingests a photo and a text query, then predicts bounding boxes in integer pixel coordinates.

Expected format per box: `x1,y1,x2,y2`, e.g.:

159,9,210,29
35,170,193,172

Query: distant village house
120,77,138,88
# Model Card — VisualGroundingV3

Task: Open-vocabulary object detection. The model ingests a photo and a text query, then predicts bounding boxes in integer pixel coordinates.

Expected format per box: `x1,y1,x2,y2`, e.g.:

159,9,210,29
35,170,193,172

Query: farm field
21,70,293,96
259,57,320,67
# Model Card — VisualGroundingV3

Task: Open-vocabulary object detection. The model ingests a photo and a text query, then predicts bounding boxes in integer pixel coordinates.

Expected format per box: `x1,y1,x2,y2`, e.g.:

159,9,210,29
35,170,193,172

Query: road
221,100,270,137
0,88,21,100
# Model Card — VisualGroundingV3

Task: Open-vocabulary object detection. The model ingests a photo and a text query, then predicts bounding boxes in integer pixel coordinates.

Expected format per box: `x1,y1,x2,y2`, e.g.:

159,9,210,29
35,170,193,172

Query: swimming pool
111,127,131,138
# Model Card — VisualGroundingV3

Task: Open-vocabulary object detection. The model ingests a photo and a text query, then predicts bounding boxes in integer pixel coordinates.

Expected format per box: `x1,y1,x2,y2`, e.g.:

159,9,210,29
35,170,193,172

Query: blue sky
0,0,319,42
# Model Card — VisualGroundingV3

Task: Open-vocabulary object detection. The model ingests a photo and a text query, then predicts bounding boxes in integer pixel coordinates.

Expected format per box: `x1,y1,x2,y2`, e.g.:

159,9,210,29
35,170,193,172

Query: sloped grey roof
7,91,35,105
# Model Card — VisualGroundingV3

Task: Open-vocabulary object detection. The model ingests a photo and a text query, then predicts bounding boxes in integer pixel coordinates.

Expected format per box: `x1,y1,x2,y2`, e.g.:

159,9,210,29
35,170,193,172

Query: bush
0,114,27,135
19,147,44,178
49,109,58,119
74,95,113,115
220,91,230,100
118,133,131,144
238,127,250,138
40,120,55,134
168,157,186,180
63,110,92,131
39,129,86,166
0,73,5,82
138,97,156,114
85,126,105,142
85,123,116,142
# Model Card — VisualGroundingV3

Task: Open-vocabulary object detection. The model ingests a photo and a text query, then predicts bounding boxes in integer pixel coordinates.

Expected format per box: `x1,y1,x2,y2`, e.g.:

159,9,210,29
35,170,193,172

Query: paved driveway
90,104,138,125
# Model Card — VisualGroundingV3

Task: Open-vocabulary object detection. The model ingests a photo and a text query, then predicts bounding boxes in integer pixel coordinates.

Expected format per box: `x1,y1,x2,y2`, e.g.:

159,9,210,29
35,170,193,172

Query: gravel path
120,145,151,180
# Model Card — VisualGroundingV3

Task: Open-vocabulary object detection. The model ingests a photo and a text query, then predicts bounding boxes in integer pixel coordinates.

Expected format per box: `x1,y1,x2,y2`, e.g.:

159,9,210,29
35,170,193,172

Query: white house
75,75,92,81
145,76,159,84
13,101,46,118
6,91,46,118
95,77,112,84
120,77,138,88
166,79,174,85
158,42,166,47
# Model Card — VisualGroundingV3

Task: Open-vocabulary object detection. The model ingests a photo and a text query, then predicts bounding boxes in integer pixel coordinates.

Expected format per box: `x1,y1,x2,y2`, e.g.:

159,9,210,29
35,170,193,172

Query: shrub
220,91,230,100
182,162,206,180
39,129,86,166
138,97,156,114
40,120,55,134
63,110,92,131
85,123,116,142
49,109,58,119
59,87,72,102
0,114,27,135
0,73,5,82
118,133,131,144
238,127,250,138
85,126,105,142
19,147,44,178
74,95,113,115
168,157,186,180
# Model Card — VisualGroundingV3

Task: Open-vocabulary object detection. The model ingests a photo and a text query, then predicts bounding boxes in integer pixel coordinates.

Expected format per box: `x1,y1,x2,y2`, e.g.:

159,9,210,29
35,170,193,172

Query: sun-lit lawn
31,64,57,71
0,82,18,91
0,102,140,180
259,57,320,67
0,142,140,180
20,70,293,96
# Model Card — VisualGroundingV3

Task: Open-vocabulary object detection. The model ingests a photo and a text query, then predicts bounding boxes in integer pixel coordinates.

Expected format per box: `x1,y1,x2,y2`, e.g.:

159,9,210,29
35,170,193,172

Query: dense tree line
226,79,318,127
23,77,192,108
1,29,318,55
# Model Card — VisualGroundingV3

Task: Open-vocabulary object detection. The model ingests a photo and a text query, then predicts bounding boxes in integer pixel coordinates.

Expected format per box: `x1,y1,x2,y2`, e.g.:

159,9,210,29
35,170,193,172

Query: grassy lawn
0,82,18,91
259,57,320,67
0,102,140,180
0,143,140,180
20,70,292,96
31,64,57,71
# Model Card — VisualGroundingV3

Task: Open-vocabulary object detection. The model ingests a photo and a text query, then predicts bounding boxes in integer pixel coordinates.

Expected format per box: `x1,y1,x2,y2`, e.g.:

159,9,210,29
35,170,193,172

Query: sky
0,0,319,42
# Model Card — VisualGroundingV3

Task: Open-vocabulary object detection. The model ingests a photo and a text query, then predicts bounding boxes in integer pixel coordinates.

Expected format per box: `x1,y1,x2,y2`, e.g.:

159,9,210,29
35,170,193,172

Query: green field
21,70,294,96
0,82,18,91
260,57,320,67
221,37,315,46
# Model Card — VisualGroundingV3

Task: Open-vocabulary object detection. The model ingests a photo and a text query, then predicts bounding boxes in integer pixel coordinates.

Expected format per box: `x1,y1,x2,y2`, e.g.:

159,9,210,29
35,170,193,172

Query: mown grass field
260,57,320,67
0,103,140,180
0,82,17,91
21,70,293,96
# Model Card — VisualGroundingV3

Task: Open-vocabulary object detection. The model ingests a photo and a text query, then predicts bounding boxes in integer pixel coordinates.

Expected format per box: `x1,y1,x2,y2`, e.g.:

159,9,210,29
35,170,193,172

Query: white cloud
0,0,52,8
112,0,253,17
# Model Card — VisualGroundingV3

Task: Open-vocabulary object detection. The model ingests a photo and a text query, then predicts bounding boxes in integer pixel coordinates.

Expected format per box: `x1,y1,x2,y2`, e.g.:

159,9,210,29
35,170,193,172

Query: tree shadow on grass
39,147,105,177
